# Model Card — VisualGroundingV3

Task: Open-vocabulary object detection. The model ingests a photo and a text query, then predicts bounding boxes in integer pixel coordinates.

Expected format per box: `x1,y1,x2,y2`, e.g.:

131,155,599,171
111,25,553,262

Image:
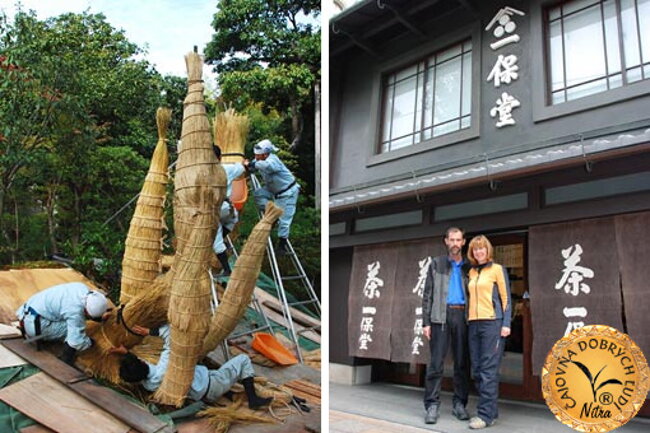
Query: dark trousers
423,306,469,409
468,319,505,424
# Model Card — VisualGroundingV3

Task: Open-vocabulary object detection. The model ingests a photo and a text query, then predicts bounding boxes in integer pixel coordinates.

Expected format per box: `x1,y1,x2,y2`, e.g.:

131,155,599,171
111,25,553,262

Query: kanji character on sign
363,261,383,299
412,257,432,298
490,92,521,128
485,6,525,50
359,333,372,350
555,244,594,296
487,54,519,87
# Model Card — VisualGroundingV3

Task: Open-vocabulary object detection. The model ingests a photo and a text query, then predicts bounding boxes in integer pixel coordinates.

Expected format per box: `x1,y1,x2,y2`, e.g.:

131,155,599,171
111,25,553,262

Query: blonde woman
466,235,511,429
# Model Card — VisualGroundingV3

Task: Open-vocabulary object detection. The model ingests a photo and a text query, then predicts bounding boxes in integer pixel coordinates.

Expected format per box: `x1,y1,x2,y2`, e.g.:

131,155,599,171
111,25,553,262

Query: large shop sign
486,6,525,128
529,211,650,375
348,238,445,363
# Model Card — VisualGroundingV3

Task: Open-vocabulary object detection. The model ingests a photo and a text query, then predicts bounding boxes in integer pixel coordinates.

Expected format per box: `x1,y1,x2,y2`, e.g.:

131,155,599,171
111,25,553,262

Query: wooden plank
258,307,321,344
254,288,321,329
0,323,22,339
0,338,173,433
285,379,321,395
0,373,130,433
20,425,56,433
284,388,320,406
0,343,27,368
1,338,88,384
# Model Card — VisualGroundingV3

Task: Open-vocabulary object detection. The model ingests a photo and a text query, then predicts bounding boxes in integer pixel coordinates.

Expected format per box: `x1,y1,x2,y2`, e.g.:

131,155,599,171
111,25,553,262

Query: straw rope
120,107,171,304
201,202,283,356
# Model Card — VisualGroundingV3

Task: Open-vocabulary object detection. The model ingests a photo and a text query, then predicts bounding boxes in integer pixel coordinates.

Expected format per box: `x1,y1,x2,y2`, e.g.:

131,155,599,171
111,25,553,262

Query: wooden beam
254,288,321,330
1,338,173,433
0,373,130,433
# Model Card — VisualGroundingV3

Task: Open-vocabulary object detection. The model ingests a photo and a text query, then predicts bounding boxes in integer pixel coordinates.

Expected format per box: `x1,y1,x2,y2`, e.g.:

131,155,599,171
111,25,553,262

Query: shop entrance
372,232,542,402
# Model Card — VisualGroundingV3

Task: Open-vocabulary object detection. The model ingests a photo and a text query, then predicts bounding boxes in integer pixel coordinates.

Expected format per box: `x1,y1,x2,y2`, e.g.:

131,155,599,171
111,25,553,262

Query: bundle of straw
213,108,249,164
174,52,226,257
198,399,277,433
201,202,283,356
120,107,171,304
153,197,214,407
77,272,173,382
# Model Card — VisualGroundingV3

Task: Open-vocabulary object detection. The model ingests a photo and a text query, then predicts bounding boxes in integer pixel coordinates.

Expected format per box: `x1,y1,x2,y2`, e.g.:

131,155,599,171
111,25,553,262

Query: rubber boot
216,252,232,276
242,377,272,409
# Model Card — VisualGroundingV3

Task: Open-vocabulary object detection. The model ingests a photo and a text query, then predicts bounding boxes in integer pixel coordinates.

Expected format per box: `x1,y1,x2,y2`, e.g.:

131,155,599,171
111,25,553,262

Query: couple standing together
422,227,512,430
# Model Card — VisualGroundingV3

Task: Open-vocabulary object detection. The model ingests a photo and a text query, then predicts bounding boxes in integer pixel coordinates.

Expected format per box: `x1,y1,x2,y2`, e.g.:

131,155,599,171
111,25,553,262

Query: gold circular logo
542,325,650,432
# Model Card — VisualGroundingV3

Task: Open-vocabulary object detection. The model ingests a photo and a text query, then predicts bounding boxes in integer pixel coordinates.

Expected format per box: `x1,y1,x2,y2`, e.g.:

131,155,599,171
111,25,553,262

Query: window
380,40,472,153
547,0,650,105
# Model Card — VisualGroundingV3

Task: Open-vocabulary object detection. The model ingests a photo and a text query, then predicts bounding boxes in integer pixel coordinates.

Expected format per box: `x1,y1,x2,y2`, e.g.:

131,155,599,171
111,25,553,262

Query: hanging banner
347,243,397,360
615,211,650,361
529,217,623,375
390,238,445,364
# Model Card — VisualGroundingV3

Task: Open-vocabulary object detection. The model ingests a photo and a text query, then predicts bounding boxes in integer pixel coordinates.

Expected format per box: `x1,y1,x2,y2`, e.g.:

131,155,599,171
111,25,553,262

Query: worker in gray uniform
16,282,109,364
113,324,272,408
245,139,300,256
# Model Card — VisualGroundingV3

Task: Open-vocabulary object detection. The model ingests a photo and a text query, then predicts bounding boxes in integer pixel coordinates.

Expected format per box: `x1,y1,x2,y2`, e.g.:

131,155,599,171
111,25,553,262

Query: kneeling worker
16,282,110,364
113,324,272,409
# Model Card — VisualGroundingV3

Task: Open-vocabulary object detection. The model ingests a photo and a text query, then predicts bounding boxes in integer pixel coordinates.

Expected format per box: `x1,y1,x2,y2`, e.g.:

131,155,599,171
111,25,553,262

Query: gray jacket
422,255,470,326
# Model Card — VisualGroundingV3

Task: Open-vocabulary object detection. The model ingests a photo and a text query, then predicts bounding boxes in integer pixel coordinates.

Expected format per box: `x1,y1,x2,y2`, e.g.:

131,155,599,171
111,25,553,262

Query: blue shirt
446,258,465,305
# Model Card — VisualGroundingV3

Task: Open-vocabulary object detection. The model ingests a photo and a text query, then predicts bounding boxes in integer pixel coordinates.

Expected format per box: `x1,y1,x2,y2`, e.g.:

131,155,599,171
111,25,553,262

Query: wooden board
254,288,321,329
0,323,22,339
0,343,27,368
283,379,321,405
20,425,56,433
0,338,173,433
258,307,321,344
0,373,130,433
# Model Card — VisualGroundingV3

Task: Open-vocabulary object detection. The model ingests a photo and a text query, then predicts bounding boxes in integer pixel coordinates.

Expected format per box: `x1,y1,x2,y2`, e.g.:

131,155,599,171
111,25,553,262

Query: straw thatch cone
153,197,214,407
201,201,283,356
214,108,249,164
120,107,171,304
76,273,173,382
174,52,226,257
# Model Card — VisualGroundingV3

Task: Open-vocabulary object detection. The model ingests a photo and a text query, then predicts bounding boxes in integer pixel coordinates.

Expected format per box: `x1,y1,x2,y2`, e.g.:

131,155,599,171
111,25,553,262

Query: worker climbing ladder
247,173,321,363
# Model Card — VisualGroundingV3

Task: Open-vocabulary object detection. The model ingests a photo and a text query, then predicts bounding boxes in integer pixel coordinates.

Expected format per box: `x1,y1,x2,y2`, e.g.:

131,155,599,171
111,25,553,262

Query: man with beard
421,227,471,424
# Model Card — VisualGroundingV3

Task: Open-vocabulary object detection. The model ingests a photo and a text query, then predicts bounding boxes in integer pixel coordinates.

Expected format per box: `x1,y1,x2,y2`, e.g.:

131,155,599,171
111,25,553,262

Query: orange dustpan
252,332,298,365
231,177,248,211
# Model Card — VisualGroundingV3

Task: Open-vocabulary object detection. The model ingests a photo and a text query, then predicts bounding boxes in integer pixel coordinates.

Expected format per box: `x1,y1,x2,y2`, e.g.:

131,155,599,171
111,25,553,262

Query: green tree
0,9,184,288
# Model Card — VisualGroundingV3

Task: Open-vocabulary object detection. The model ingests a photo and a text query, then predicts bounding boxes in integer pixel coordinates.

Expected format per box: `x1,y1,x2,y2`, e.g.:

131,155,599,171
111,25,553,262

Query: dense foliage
0,3,320,300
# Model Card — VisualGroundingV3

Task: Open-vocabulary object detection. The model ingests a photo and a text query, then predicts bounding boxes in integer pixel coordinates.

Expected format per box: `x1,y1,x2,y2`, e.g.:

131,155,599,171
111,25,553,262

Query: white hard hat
85,291,108,319
253,139,276,155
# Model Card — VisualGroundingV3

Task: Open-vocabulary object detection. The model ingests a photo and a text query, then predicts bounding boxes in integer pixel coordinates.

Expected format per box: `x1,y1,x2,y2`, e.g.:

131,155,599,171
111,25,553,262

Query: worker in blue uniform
245,139,300,256
113,324,272,409
212,145,247,276
16,282,110,364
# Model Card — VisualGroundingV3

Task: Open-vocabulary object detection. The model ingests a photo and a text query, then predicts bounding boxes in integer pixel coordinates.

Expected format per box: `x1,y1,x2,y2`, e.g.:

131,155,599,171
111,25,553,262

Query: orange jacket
467,262,512,327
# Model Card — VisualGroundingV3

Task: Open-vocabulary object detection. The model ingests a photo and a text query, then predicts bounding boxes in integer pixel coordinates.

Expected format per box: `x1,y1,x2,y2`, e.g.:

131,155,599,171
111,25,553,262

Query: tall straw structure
213,108,249,164
120,107,171,304
201,202,283,356
153,195,214,406
174,52,226,257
